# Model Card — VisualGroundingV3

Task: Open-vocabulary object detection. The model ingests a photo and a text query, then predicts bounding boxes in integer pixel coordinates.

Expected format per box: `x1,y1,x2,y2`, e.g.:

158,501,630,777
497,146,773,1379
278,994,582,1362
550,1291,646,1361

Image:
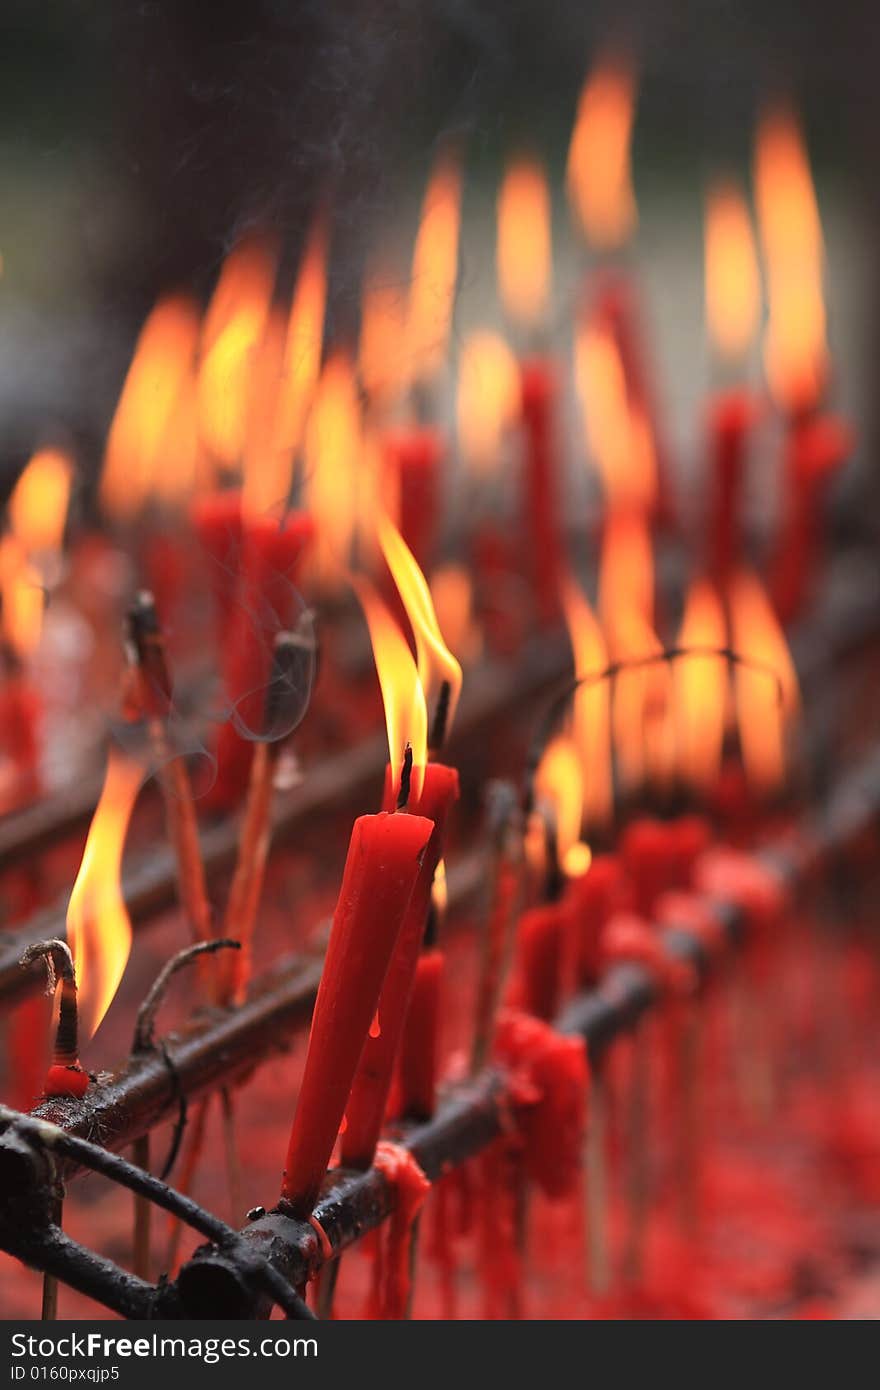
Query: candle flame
377,512,463,742
497,155,552,328
354,577,427,802
406,154,462,385
8,449,73,556
456,330,519,476
729,568,799,792
303,351,362,584
241,309,290,520
0,536,44,657
101,295,201,520
66,747,143,1039
566,56,638,249
598,508,654,629
754,105,827,411
432,857,448,914
576,318,656,509
704,179,761,361
559,569,612,827
534,734,591,878
675,577,727,793
273,216,328,455
359,263,408,409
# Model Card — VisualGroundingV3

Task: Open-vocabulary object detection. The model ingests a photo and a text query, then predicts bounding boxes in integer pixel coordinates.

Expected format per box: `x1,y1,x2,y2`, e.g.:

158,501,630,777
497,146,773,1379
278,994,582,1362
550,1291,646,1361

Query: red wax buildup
507,903,566,1021
600,912,696,997
371,1141,431,1319
44,1064,90,1099
562,853,622,988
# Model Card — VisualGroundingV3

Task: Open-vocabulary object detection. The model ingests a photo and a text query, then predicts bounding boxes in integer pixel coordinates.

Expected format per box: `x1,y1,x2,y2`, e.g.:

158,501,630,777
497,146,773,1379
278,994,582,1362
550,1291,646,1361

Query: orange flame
534,734,591,878
354,577,427,801
102,296,201,519
377,512,463,742
150,361,209,509
359,264,408,409
729,568,799,792
560,569,612,827
598,509,654,629
497,156,552,328
273,217,328,455
429,563,483,667
197,238,276,467
566,57,638,249
241,309,290,520
576,319,656,509
0,536,43,657
754,106,827,411
8,449,73,556
432,857,448,914
456,331,519,476
675,577,727,793
303,351,362,584
66,748,143,1039
406,155,462,385
704,180,761,361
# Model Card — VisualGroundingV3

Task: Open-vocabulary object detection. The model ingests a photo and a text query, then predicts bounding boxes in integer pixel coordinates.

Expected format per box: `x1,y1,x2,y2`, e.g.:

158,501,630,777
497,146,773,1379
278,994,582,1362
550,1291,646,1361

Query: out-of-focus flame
534,735,591,879
377,512,463,742
359,264,408,409
273,218,328,455
303,351,361,584
754,106,827,411
576,319,656,509
198,239,276,467
150,361,208,509
102,296,201,519
354,578,427,802
729,568,799,792
497,156,552,328
429,563,483,667
704,180,761,361
456,331,519,476
675,577,727,793
8,449,73,556
241,309,290,520
560,569,612,827
566,57,638,249
0,536,43,657
406,155,462,385
598,509,654,628
66,747,143,1039
432,857,448,914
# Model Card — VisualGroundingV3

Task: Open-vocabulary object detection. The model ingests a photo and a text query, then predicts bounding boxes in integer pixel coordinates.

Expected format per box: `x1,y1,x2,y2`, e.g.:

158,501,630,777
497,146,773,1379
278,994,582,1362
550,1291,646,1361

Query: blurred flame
729,568,799,792
377,512,463,741
754,106,827,411
497,156,552,327
102,296,201,519
241,309,290,520
8,449,73,555
406,155,462,385
456,331,519,475
0,536,43,657
534,735,591,878
598,509,654,628
152,363,207,509
704,180,761,361
273,217,328,455
429,563,483,667
198,239,276,467
560,569,611,827
566,57,638,248
359,264,408,409
66,747,143,1039
303,351,361,583
675,577,727,792
576,319,656,509
432,857,448,914
354,578,427,801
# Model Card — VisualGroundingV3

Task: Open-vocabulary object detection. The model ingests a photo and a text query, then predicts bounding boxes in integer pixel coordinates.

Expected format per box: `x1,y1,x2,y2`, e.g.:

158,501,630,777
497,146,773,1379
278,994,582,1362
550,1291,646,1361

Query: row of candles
0,50,854,1312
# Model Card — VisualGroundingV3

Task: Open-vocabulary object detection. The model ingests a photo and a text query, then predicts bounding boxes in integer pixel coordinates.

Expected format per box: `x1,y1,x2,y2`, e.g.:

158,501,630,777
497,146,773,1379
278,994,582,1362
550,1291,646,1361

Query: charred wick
125,589,173,718
428,678,452,755
18,940,82,1072
397,743,414,811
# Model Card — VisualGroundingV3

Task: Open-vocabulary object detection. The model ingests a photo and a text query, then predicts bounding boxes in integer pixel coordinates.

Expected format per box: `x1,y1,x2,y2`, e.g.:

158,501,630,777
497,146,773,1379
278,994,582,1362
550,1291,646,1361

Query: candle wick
428,679,451,756
397,744,414,811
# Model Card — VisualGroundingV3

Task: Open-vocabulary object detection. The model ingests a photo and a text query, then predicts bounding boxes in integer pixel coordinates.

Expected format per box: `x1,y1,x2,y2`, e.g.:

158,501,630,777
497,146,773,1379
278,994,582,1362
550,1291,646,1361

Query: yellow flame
429,563,483,667
8,449,73,555
576,318,656,509
273,217,328,455
151,360,209,508
377,512,463,742
729,567,799,793
432,857,448,914
497,156,552,328
754,105,827,411
359,263,408,409
66,748,143,1039
559,569,612,827
406,155,462,385
534,734,590,878
303,352,362,584
101,296,201,520
354,577,427,801
198,238,276,467
598,509,654,629
704,180,761,361
0,535,44,657
456,331,520,476
675,577,727,793
566,56,638,248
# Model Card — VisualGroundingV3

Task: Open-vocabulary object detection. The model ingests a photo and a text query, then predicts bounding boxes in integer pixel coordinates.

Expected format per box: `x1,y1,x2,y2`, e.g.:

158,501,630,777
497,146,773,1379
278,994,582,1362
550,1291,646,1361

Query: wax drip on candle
19,940,89,1099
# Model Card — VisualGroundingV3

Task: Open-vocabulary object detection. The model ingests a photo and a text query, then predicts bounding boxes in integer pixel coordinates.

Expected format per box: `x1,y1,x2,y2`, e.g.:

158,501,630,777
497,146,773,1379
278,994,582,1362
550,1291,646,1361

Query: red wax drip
396,947,444,1121
507,903,566,1021
341,764,459,1169
770,414,854,625
369,1141,430,1320
561,853,622,990
520,359,561,624
621,818,680,918
44,1064,90,1099
383,429,442,574
281,810,433,1216
706,391,760,581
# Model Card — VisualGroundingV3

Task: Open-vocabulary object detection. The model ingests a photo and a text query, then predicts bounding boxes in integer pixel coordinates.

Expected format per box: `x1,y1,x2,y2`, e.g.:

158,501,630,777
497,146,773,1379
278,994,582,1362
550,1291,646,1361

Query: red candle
508,903,566,1022
396,946,444,1120
341,762,458,1168
706,391,760,581
562,853,622,989
191,490,244,646
383,429,442,575
620,818,677,918
770,413,853,625
520,359,561,623
280,809,433,1216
